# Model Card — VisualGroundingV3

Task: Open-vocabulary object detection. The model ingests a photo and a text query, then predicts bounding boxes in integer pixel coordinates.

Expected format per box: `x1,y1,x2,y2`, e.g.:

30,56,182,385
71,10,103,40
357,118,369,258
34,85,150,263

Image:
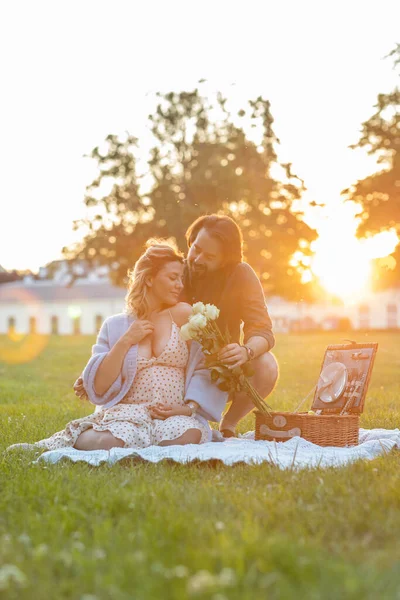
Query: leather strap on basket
294,385,317,413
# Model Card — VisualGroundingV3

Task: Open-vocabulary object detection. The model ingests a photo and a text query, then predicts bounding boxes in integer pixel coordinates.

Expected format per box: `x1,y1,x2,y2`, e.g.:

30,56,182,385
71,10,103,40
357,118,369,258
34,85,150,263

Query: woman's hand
73,376,88,401
123,320,154,346
218,343,248,369
93,319,154,397
149,402,191,420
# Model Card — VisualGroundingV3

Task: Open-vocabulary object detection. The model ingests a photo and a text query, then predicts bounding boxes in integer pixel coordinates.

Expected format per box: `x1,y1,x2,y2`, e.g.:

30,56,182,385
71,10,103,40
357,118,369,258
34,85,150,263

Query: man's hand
149,402,191,420
218,343,248,369
73,377,88,401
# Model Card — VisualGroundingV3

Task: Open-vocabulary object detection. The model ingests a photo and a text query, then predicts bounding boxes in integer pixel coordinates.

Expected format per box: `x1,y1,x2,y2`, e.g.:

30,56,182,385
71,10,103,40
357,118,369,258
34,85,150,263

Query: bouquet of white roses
181,302,271,415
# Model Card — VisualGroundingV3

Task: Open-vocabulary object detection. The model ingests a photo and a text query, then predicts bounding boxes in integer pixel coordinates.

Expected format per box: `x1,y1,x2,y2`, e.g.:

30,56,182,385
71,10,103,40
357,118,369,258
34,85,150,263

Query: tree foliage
343,45,400,288
66,87,317,299
65,134,155,284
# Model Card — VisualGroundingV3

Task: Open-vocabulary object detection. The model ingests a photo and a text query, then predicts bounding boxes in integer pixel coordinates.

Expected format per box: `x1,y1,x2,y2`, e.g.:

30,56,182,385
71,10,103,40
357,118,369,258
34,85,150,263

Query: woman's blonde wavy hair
125,238,184,319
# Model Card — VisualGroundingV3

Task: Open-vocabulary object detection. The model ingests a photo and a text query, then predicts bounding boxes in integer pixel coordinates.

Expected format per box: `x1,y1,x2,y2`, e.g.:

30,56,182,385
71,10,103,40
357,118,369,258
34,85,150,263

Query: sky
0,0,399,273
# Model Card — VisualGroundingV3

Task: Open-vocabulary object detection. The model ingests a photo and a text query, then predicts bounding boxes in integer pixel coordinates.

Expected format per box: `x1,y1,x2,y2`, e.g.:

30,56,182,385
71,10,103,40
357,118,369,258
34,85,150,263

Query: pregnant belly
122,364,185,405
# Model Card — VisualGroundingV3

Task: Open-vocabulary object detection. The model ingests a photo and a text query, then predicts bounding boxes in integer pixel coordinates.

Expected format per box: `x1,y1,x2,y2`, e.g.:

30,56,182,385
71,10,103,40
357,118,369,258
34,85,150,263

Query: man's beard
188,261,208,281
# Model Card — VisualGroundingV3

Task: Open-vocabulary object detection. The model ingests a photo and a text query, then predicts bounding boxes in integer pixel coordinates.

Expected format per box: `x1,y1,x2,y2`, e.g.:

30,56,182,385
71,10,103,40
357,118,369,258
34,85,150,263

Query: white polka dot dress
37,322,211,450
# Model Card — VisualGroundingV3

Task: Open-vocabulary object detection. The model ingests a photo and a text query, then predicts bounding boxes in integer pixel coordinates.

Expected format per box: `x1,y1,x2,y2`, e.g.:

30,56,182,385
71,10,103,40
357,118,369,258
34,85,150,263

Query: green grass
1,331,400,599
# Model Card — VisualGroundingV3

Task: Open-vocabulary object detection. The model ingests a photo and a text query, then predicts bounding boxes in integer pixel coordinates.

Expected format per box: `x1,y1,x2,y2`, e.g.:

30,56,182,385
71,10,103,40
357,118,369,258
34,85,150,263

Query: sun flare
307,204,399,301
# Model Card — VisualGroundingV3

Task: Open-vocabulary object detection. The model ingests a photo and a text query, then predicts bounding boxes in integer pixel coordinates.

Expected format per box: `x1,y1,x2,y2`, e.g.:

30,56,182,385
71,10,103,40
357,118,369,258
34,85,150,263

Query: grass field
1,331,400,599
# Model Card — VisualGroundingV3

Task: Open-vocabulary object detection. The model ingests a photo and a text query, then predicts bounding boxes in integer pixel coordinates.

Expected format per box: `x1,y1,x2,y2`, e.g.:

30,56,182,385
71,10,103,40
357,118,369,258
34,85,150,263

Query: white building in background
0,259,399,335
268,287,400,333
0,263,126,335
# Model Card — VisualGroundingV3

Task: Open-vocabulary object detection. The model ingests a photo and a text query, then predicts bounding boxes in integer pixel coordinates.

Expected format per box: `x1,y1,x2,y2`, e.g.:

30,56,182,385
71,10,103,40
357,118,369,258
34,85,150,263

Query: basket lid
310,341,378,414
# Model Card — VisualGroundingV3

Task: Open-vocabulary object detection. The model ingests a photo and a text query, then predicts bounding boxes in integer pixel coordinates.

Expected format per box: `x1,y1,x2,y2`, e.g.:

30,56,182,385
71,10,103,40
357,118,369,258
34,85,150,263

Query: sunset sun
308,204,399,300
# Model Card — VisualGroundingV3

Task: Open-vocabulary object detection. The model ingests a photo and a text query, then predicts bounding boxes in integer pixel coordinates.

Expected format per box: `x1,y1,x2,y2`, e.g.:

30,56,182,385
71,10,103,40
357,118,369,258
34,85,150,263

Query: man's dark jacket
181,261,275,352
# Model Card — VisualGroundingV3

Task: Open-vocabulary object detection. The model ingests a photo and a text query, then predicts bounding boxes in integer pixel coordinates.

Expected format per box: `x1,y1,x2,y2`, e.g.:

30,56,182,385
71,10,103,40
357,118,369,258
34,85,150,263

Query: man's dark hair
185,214,243,264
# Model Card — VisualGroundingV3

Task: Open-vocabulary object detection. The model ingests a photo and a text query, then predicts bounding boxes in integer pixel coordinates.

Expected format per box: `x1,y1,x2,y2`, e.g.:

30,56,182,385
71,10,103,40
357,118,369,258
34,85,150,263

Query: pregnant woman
9,240,213,452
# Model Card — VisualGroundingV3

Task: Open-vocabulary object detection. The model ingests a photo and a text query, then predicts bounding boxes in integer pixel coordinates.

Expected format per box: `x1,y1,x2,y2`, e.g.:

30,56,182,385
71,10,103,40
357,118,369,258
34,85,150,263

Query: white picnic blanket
36,428,400,470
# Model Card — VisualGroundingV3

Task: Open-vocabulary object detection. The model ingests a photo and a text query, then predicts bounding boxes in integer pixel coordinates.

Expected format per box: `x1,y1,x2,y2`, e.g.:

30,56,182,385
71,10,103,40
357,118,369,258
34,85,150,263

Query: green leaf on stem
217,381,230,392
211,369,220,382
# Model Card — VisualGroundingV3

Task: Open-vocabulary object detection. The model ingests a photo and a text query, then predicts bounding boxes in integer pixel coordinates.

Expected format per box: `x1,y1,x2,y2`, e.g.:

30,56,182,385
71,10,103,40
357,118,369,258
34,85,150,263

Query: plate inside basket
310,342,378,414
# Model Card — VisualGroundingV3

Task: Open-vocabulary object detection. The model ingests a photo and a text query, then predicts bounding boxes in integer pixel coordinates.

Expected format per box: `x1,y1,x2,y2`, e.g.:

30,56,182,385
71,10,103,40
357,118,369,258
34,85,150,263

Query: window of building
8,316,16,334
72,316,81,335
358,304,370,329
95,315,103,332
29,317,37,334
51,316,59,335
387,304,398,329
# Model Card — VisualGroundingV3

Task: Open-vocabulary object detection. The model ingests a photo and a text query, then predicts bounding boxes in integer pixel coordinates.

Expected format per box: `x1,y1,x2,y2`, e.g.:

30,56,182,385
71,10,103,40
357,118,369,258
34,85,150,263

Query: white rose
192,302,206,315
180,323,196,341
204,304,220,320
189,313,208,330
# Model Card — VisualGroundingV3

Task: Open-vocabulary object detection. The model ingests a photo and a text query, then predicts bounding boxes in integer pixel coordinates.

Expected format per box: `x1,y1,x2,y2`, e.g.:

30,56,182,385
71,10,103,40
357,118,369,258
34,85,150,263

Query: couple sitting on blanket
10,214,278,452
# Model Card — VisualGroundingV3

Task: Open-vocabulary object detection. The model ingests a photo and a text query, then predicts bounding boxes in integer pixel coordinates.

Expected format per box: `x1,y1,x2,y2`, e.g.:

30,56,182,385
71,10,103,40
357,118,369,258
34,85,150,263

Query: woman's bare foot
7,443,40,451
158,428,202,446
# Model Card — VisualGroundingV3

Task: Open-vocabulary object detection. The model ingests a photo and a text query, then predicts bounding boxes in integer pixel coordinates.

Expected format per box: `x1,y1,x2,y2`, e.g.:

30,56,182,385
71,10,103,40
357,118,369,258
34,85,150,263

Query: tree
147,90,316,299
64,134,155,284
0,268,23,285
343,45,400,288
67,87,318,299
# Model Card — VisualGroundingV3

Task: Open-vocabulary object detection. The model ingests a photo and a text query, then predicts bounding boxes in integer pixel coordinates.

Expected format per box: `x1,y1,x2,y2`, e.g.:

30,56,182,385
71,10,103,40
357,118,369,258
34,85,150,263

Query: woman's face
149,261,184,306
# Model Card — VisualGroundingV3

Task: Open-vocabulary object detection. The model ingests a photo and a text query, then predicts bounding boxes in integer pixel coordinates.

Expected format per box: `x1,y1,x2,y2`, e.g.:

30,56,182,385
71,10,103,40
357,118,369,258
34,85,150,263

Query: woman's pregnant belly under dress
36,322,211,449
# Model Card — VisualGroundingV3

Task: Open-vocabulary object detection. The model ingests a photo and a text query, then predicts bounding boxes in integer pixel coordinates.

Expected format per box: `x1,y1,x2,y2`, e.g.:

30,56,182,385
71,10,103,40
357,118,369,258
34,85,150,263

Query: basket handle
260,425,301,439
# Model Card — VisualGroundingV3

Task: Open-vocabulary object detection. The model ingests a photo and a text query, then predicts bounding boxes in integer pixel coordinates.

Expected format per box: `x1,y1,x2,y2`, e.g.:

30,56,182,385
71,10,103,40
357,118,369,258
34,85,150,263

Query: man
75,214,278,437
181,214,278,436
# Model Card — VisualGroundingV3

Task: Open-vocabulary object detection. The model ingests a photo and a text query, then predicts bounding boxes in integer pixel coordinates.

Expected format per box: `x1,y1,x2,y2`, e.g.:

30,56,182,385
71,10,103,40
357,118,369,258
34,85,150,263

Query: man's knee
252,351,279,395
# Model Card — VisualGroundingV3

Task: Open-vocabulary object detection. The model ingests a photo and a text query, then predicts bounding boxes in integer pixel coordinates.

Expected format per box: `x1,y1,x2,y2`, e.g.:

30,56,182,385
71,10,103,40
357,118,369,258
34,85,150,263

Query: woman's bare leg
74,429,125,451
158,428,202,447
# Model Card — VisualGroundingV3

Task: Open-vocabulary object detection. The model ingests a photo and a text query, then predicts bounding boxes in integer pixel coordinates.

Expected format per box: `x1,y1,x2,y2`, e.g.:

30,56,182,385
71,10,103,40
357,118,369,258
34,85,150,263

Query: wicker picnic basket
255,411,360,447
255,342,378,447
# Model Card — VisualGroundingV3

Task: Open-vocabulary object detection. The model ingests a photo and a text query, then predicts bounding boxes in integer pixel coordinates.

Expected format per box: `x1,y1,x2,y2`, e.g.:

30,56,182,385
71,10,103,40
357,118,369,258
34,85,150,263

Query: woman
10,240,212,452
